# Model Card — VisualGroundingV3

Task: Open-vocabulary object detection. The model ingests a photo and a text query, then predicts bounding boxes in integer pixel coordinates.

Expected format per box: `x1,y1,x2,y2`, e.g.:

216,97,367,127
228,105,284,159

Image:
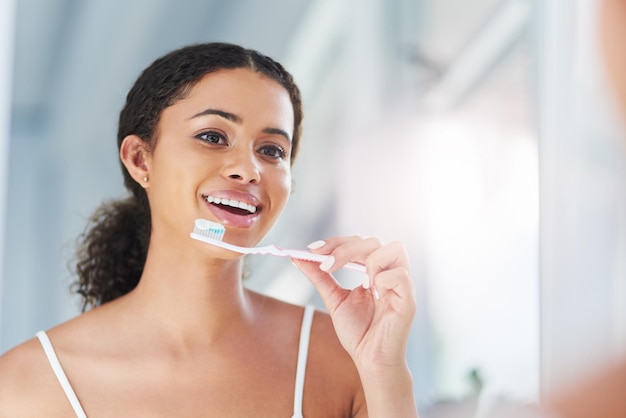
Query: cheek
149,148,198,203
272,168,292,205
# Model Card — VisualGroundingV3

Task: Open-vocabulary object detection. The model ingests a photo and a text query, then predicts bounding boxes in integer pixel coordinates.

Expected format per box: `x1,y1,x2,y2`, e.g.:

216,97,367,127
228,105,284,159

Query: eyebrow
263,127,292,143
190,108,292,142
190,108,241,123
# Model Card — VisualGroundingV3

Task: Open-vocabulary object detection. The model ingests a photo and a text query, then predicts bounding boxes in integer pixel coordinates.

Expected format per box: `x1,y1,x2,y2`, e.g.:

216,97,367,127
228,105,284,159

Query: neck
123,235,257,343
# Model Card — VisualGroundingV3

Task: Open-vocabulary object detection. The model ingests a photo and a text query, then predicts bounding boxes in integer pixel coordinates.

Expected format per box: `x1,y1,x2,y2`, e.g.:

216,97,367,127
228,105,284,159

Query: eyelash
258,144,286,160
195,131,287,160
196,130,227,145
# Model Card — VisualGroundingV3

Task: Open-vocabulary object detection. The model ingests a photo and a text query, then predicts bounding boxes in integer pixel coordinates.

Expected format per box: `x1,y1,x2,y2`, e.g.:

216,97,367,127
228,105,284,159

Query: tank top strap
37,308,316,418
292,304,315,418
36,331,87,418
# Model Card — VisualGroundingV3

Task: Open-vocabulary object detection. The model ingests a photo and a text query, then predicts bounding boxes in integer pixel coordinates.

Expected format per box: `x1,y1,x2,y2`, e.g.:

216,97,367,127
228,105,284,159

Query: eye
196,130,227,145
258,144,286,160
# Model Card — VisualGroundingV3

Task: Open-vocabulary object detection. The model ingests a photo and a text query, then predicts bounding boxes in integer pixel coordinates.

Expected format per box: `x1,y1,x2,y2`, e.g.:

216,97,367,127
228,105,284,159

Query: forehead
166,68,294,135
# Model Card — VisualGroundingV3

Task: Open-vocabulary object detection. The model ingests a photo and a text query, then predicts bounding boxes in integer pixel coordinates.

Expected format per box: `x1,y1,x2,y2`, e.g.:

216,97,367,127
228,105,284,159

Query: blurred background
1,0,625,416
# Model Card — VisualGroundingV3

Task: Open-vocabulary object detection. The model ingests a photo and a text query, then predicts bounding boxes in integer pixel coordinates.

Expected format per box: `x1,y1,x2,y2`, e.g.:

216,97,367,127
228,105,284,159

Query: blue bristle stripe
194,219,225,240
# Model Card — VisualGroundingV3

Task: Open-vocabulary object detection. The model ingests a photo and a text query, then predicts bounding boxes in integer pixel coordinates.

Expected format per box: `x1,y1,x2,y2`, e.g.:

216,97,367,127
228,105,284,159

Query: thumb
291,258,348,313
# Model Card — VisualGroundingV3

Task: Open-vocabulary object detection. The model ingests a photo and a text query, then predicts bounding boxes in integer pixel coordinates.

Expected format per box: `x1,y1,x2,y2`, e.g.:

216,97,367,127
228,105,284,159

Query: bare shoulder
252,294,361,384
308,309,367,415
0,312,100,417
0,335,58,416
309,309,346,354
249,292,365,411
308,308,361,377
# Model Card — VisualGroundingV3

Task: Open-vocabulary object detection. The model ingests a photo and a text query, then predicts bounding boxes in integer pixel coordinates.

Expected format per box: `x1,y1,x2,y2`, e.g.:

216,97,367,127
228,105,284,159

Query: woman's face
601,0,626,115
145,68,294,252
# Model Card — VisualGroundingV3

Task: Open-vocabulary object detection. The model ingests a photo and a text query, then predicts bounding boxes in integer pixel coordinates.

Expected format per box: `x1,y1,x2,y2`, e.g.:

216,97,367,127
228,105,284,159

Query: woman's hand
292,236,419,417
291,236,417,373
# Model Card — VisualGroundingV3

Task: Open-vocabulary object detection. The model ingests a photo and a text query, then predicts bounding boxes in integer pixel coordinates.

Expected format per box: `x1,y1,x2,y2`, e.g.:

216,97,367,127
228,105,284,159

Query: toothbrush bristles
194,219,225,241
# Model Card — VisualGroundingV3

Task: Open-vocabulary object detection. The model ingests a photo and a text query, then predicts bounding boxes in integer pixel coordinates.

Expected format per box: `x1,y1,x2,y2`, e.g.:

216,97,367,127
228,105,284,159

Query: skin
546,1,626,417
600,0,626,114
0,68,418,417
546,359,626,418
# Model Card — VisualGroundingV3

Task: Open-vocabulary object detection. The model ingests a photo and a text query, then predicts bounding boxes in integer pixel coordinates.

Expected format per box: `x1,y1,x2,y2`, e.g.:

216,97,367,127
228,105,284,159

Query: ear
120,135,151,188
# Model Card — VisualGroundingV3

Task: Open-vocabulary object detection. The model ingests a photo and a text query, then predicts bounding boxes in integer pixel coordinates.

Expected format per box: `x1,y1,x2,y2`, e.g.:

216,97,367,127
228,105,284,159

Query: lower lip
204,201,260,228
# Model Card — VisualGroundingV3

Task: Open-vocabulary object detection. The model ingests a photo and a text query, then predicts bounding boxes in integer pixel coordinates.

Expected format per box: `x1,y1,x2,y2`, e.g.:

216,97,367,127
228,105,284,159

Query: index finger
311,236,383,274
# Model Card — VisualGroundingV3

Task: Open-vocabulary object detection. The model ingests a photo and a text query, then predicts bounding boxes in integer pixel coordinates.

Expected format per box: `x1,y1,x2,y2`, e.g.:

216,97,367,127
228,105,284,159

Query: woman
0,43,418,417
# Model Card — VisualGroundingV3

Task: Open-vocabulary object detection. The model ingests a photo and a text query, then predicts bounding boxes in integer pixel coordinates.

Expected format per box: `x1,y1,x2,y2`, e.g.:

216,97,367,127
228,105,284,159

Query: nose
221,149,261,184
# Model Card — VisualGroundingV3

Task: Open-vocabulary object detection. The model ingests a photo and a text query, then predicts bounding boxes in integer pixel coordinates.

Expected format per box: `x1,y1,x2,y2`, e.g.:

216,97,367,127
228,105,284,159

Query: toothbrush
190,218,367,274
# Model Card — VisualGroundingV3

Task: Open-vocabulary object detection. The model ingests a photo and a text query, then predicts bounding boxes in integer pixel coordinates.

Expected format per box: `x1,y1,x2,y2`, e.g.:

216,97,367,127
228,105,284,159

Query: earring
143,176,148,183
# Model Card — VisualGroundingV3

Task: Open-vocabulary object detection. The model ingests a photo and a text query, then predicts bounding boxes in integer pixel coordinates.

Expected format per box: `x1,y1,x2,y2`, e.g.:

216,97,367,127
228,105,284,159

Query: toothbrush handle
285,249,367,274
190,233,367,273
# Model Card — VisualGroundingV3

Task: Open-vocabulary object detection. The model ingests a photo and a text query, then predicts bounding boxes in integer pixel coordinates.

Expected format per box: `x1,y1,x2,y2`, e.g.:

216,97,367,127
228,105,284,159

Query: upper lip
201,190,262,214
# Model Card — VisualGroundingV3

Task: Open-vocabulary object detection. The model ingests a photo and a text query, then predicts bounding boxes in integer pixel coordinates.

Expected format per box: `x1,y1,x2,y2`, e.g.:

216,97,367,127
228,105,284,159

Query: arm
292,238,419,418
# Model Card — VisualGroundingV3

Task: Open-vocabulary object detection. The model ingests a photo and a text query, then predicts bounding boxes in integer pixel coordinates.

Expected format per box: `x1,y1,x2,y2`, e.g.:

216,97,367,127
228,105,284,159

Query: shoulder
0,312,102,417
308,308,360,378
250,295,359,383
249,293,365,408
263,299,367,415
0,336,45,396
307,308,367,415
0,334,59,416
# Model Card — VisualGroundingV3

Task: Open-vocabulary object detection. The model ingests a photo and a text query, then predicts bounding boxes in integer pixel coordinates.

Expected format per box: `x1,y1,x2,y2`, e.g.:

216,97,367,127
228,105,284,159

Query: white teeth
205,195,257,214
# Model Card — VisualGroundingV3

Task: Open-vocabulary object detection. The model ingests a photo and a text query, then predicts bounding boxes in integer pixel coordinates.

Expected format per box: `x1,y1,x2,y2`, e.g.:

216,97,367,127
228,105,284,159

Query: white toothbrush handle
190,233,366,273
281,249,367,274
190,233,257,253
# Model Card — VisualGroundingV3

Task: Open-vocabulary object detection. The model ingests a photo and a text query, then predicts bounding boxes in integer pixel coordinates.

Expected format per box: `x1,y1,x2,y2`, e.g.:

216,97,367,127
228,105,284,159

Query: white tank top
36,304,315,418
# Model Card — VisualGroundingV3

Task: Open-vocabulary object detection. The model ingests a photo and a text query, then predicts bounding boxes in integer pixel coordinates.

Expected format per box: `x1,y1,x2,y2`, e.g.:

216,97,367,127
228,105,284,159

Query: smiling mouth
203,195,258,215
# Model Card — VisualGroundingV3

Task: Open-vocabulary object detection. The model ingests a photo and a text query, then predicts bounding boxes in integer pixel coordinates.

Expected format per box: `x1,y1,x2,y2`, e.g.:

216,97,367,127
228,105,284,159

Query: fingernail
307,240,325,250
319,255,335,272
362,274,371,289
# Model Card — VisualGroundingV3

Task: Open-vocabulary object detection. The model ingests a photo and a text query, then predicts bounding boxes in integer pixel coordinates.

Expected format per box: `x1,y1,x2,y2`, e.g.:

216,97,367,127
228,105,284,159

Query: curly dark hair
72,42,303,311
